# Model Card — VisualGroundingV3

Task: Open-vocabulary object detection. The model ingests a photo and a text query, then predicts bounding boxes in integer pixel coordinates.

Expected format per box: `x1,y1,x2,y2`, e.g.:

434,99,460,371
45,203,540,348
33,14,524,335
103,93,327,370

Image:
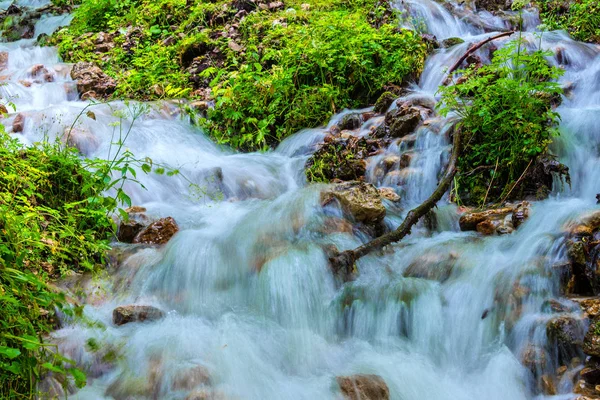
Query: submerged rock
322,182,386,228
336,374,389,400
133,217,179,245
546,315,585,365
113,305,164,326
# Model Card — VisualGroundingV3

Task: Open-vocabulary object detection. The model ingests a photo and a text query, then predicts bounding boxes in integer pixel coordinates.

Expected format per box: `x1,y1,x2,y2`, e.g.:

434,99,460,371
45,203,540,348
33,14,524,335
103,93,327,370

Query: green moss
52,0,427,150
538,0,600,43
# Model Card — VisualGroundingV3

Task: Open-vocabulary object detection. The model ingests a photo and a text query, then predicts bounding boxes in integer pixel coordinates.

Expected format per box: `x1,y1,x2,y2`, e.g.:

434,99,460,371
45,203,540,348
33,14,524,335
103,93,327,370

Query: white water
2,1,599,399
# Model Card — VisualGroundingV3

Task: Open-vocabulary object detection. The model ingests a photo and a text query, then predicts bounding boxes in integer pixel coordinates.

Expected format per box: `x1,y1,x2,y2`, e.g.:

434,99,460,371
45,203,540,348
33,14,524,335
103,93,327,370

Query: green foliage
538,0,600,43
0,125,112,397
438,38,564,205
52,0,427,150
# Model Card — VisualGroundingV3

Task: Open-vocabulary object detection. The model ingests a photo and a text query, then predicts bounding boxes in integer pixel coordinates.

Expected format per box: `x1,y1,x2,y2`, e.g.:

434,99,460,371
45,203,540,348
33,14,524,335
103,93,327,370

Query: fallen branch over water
328,128,462,281
447,31,516,76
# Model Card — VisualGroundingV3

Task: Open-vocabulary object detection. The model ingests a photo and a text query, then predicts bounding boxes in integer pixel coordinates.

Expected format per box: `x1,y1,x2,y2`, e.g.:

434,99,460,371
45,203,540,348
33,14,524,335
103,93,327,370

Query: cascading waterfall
2,0,599,398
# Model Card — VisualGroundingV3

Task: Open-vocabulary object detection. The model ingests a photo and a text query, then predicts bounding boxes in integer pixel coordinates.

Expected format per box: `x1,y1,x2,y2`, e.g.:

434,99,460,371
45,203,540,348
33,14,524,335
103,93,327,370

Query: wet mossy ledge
50,0,428,150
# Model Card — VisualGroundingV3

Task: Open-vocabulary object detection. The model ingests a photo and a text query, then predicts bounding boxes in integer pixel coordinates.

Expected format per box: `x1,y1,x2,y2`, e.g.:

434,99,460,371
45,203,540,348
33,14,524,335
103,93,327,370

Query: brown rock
133,217,179,245
113,305,164,326
511,201,531,229
584,321,600,358
476,219,498,235
322,182,386,226
13,113,24,133
61,127,99,155
378,187,400,202
0,52,8,70
336,374,389,400
459,207,513,231
70,62,117,99
547,315,585,364
172,365,211,391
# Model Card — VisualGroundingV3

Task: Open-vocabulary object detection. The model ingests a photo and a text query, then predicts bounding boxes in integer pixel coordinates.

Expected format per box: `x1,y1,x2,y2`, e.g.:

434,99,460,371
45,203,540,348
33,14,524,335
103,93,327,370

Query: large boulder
133,217,179,245
113,305,164,326
70,62,117,99
322,182,386,228
336,374,389,400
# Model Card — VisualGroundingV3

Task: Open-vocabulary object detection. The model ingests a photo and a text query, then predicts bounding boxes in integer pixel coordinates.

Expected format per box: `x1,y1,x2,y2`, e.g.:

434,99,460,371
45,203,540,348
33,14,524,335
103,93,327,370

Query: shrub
0,126,112,397
438,38,564,205
52,0,427,150
538,0,600,43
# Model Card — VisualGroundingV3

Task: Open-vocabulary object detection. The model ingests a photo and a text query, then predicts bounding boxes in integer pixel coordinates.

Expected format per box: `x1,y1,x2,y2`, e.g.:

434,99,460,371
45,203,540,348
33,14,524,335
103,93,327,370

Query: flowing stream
2,0,600,399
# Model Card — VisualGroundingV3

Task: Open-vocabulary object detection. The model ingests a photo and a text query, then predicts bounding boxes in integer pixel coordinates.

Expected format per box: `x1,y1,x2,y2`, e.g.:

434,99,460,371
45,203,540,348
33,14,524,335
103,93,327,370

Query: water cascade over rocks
2,0,600,399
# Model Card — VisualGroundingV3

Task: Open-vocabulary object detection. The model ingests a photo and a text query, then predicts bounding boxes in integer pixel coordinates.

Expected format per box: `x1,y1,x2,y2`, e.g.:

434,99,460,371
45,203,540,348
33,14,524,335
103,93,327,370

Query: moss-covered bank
51,0,428,150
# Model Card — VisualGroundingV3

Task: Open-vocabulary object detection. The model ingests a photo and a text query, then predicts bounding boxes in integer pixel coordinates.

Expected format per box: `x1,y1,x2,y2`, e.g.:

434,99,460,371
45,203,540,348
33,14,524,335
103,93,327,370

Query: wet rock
541,374,557,395
336,374,389,400
378,187,400,202
420,33,439,51
475,0,513,12
511,201,531,229
442,37,465,48
547,315,585,365
322,182,386,227
376,105,422,139
403,252,458,282
459,206,513,231
70,62,117,99
113,305,164,326
521,345,548,374
564,211,600,296
575,298,600,319
133,217,179,245
12,113,24,132
172,365,211,391
373,92,396,114
118,220,146,243
338,113,362,131
584,320,600,358
513,155,570,201
306,137,382,182
0,52,8,70
61,127,99,155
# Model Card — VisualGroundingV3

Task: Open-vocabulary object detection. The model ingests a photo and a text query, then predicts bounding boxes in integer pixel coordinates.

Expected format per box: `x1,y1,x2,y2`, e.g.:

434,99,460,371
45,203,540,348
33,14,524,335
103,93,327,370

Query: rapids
1,0,599,399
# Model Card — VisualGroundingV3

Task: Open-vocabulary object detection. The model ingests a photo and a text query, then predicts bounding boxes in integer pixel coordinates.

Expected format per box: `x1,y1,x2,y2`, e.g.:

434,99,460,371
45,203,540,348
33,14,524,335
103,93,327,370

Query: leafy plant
438,38,564,205
51,0,427,150
538,0,600,43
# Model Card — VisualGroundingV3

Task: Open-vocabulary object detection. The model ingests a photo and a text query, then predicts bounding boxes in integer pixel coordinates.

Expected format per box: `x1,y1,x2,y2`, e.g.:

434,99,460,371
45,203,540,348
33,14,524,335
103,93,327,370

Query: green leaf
0,346,21,360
